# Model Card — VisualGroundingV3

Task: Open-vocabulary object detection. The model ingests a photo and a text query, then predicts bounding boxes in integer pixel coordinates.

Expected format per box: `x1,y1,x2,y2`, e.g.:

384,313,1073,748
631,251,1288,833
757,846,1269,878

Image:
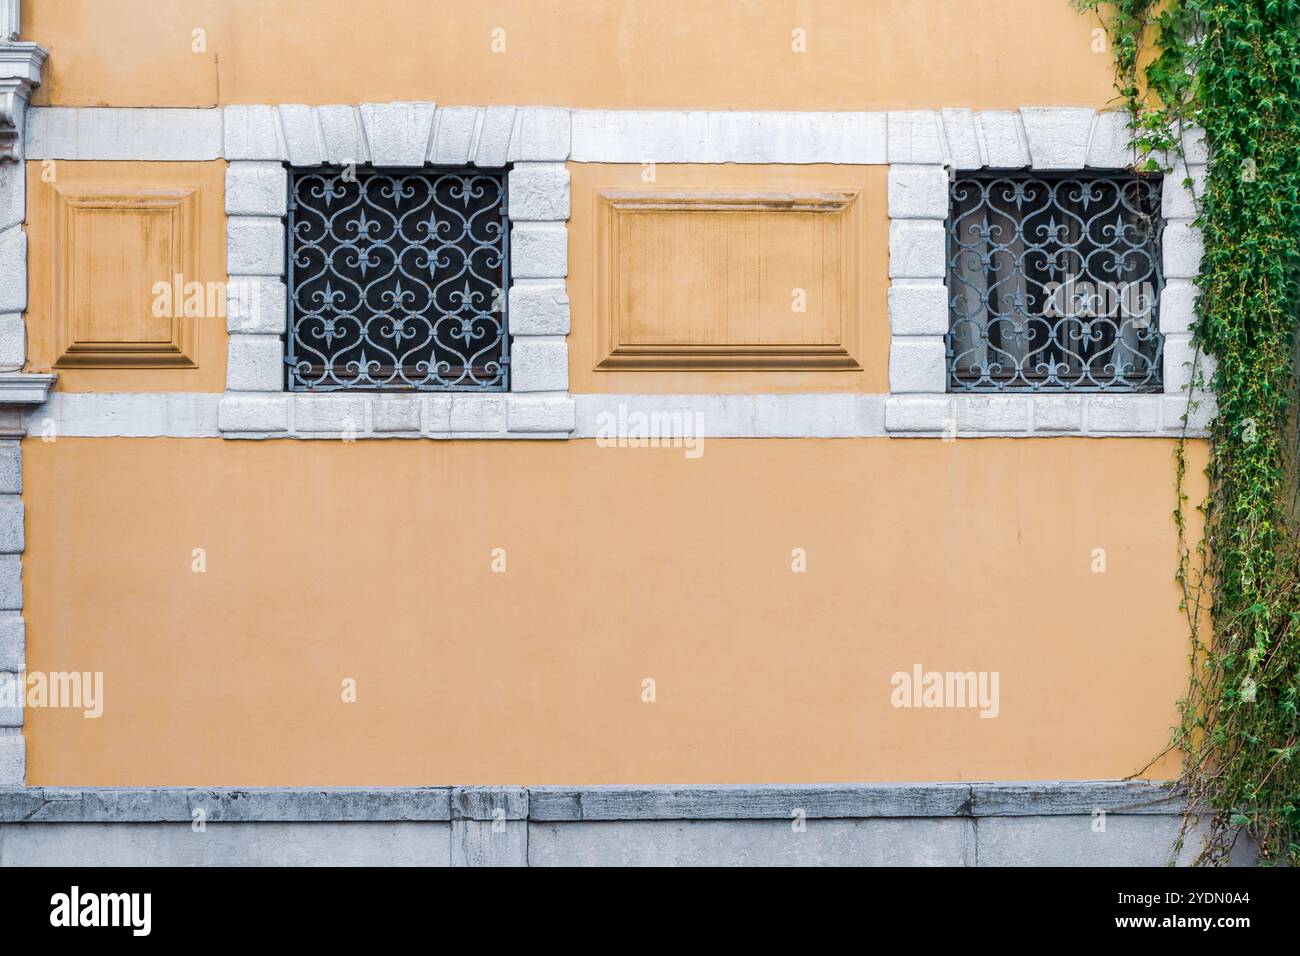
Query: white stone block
429,107,478,165
225,335,284,391
703,112,884,164
0,443,19,494
278,104,324,166
1033,396,1084,432
887,111,944,164
218,395,290,433
225,162,287,217
0,732,22,784
510,338,569,392
888,165,948,220
1162,163,1206,220
954,396,1029,433
1163,333,1214,394
508,281,570,336
0,672,21,727
294,396,366,434
423,395,452,433
0,227,26,313
508,163,570,221
975,111,1029,168
0,498,22,554
1163,393,1217,434
1163,222,1204,278
888,282,949,336
1159,279,1198,335
227,279,287,334
1085,395,1161,433
1181,125,1209,164
0,554,21,609
511,223,568,278
888,220,945,278
317,105,368,165
1087,111,1135,168
1021,108,1095,170
889,338,947,393
224,105,283,161
370,397,422,433
360,102,436,167
0,612,23,672
570,110,710,163
27,107,223,161
227,217,285,277
941,109,982,169
510,107,571,162
507,395,576,433
0,312,25,371
884,396,953,433
0,161,24,231
475,106,517,167
449,395,505,433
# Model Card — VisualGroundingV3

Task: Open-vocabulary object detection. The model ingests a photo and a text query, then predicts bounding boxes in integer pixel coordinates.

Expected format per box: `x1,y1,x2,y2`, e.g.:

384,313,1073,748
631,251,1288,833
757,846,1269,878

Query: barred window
946,171,1164,392
286,167,508,391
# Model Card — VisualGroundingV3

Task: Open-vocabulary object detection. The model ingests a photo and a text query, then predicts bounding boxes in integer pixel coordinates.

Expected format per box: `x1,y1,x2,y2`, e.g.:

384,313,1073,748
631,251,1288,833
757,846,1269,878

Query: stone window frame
884,108,1212,437
219,104,575,439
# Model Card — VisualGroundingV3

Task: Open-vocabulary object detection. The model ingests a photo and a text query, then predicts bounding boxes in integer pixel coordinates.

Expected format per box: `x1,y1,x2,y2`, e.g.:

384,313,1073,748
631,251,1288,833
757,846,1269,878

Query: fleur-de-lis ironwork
946,171,1164,392
287,168,508,391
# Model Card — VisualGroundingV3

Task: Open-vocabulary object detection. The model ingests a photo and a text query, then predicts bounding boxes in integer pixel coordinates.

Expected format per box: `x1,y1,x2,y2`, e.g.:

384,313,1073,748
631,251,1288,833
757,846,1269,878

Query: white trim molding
219,102,574,439
27,391,1209,440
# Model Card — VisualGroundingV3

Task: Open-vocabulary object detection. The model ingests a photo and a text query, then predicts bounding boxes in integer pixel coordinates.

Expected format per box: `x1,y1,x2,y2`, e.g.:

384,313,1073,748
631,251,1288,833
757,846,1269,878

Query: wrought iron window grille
286,166,509,392
946,170,1164,392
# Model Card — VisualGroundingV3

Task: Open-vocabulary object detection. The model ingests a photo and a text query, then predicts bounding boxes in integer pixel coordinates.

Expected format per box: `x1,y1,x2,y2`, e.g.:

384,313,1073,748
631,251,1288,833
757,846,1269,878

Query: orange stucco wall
12,0,1195,791
24,0,1117,110
22,436,1199,786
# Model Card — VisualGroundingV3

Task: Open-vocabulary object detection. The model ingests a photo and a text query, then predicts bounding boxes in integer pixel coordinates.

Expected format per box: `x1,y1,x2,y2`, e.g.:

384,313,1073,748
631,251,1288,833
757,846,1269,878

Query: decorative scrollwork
287,168,508,391
946,171,1164,391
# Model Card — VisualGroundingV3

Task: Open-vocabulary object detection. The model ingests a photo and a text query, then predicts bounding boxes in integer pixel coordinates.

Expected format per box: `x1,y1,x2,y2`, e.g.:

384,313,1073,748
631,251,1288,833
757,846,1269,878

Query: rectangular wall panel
594,189,863,370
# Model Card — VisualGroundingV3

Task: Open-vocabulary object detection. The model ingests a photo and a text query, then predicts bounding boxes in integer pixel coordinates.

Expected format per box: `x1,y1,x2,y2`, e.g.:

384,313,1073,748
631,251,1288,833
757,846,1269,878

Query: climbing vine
1076,0,1300,865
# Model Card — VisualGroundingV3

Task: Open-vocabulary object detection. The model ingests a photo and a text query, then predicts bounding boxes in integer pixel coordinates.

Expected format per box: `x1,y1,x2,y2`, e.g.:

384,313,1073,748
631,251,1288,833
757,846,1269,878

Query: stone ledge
24,392,1207,440
884,393,1214,438
0,781,1184,823
0,787,453,823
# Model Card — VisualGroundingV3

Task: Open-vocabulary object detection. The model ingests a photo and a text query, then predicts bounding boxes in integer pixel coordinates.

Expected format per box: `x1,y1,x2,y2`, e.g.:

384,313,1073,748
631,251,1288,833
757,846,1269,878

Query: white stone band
27,392,1210,439
24,105,1209,168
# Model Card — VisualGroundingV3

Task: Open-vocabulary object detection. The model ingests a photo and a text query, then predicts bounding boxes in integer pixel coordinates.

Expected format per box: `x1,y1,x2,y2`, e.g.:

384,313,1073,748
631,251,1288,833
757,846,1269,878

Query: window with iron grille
286,167,508,391
946,171,1164,391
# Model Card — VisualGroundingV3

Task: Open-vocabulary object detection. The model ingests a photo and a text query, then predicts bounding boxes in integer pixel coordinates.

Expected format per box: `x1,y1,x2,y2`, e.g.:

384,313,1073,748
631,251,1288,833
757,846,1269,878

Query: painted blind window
946,171,1164,392
285,167,509,391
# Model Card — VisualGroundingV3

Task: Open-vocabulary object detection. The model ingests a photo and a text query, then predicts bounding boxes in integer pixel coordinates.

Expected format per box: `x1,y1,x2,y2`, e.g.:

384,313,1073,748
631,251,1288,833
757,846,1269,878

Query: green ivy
1076,0,1300,865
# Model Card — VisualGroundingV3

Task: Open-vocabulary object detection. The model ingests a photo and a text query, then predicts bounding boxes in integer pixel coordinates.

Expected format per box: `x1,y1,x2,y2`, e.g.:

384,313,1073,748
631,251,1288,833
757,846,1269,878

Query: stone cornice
0,41,47,161
0,372,55,406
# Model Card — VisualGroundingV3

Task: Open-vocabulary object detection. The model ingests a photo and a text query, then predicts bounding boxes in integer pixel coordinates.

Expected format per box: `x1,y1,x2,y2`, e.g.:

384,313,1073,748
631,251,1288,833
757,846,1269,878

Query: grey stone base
0,781,1208,866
